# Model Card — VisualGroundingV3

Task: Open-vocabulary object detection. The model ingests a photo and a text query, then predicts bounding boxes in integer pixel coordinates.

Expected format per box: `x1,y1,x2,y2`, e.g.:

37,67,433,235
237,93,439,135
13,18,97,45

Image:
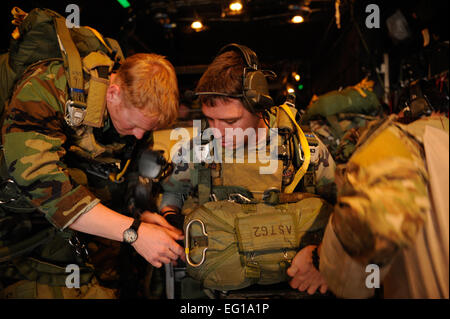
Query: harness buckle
65,100,87,127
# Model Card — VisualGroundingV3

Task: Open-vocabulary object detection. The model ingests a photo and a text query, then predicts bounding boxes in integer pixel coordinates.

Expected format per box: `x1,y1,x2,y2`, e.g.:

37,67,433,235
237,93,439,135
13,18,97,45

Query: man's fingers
151,260,162,268
140,211,157,223
286,265,298,277
162,248,178,261
298,276,313,292
165,228,184,241
159,256,171,265
307,281,321,295
168,240,185,257
142,212,182,235
289,277,301,290
319,283,328,294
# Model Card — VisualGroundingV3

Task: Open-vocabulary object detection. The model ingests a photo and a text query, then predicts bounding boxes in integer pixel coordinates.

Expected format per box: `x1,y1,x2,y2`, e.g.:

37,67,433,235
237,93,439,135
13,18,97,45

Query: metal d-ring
185,219,208,268
0,179,20,204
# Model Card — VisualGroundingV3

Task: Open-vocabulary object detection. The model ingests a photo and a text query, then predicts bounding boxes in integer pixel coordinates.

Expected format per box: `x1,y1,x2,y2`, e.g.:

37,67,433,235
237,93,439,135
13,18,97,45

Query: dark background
1,0,448,110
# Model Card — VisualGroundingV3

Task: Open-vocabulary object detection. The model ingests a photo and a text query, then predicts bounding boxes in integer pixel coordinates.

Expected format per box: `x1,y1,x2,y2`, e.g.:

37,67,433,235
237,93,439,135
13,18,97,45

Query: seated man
160,44,336,296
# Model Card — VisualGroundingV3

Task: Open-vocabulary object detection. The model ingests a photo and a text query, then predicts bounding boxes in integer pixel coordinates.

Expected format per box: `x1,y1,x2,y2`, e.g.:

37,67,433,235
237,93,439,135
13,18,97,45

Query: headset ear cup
244,70,274,112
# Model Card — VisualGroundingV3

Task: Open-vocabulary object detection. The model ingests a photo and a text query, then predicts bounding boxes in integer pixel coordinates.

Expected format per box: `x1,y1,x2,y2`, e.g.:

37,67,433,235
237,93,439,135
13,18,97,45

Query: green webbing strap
197,164,211,205
53,17,85,104
303,166,316,194
244,260,261,279
12,256,94,287
0,227,55,262
325,115,345,140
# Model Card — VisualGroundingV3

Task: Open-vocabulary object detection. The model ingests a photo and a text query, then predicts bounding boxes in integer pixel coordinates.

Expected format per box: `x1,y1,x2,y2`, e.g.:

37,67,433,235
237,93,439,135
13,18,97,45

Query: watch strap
130,217,142,232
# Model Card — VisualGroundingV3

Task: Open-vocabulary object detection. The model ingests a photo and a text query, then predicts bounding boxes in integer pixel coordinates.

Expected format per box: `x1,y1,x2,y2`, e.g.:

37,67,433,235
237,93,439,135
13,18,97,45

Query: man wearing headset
160,44,336,296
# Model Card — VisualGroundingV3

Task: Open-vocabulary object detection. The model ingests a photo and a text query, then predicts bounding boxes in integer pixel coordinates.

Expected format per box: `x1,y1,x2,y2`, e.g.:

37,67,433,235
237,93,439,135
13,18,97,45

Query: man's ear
107,83,121,105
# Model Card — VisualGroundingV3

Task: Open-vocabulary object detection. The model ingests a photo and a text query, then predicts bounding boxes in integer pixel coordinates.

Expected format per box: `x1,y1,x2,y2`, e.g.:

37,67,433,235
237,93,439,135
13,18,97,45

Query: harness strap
197,164,212,205
279,104,311,193
53,16,86,105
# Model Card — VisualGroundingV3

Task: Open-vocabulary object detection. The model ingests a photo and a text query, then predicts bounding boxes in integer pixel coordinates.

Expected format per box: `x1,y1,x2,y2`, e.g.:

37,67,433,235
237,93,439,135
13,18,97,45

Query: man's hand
140,211,182,234
132,220,185,268
287,245,328,295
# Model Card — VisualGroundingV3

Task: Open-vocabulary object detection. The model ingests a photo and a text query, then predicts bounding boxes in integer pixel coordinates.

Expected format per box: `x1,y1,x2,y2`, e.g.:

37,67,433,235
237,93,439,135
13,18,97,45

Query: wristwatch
123,218,142,244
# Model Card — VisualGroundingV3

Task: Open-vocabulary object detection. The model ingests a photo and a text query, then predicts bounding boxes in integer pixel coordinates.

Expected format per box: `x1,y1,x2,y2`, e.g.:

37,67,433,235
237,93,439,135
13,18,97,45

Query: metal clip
228,193,252,204
68,235,89,260
263,187,280,200
0,179,21,204
209,193,218,202
185,219,208,268
65,100,87,127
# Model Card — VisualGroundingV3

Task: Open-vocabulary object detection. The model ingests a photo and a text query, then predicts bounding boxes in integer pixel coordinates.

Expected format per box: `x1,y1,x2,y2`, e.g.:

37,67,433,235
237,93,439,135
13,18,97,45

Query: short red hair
115,53,179,127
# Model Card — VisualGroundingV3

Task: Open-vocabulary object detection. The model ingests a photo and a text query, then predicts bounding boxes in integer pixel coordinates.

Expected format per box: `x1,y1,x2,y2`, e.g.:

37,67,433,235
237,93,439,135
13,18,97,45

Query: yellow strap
109,159,131,182
279,104,311,193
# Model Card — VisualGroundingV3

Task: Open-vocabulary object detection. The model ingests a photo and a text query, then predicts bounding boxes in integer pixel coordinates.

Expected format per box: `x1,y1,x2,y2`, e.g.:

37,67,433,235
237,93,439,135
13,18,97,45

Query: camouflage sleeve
160,143,194,209
1,61,100,230
330,121,430,265
311,133,337,202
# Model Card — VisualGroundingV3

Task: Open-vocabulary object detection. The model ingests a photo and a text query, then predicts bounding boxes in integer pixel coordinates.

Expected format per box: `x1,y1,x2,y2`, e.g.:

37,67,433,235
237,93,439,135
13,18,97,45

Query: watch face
123,228,138,243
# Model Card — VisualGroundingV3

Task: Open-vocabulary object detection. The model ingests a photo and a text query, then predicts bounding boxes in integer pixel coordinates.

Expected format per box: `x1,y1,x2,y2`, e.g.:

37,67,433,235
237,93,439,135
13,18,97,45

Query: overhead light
292,72,301,81
229,1,243,12
291,15,304,24
191,20,204,31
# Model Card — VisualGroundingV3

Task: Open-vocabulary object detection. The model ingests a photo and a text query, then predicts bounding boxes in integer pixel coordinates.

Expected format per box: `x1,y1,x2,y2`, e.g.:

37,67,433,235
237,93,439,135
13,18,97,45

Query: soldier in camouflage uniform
159,45,336,296
0,53,184,298
295,113,449,298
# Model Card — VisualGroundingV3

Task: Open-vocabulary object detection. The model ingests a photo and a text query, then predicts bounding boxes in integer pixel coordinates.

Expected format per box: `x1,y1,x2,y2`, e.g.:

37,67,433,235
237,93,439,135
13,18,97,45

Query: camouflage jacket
1,60,132,230
160,108,337,211
319,114,449,298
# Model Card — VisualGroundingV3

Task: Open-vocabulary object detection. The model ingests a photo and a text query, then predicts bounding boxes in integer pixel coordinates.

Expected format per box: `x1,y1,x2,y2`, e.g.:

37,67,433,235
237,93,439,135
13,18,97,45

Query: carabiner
185,219,208,268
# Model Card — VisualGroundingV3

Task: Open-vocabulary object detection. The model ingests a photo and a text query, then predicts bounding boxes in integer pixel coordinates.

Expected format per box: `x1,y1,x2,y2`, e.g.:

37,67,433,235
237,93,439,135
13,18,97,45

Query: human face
201,99,266,149
110,105,159,139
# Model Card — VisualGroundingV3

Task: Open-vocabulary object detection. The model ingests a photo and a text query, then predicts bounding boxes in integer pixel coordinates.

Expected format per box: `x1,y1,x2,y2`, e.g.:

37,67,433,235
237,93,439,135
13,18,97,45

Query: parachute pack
184,197,332,291
0,7,124,124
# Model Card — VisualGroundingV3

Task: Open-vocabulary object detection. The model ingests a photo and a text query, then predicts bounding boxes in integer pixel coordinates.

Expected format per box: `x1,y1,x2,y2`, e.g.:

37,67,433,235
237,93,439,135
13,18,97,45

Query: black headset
186,43,276,114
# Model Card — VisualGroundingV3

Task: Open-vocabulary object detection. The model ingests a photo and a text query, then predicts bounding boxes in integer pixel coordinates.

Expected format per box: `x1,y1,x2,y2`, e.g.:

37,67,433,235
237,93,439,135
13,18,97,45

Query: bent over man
0,53,184,298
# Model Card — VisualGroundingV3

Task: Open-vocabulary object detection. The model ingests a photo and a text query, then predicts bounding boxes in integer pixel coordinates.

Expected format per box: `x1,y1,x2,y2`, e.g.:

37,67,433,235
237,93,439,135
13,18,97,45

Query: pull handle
185,219,208,267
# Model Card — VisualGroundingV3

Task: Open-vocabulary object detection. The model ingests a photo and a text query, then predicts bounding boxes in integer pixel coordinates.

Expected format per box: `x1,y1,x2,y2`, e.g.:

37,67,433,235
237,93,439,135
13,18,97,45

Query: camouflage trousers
0,276,117,299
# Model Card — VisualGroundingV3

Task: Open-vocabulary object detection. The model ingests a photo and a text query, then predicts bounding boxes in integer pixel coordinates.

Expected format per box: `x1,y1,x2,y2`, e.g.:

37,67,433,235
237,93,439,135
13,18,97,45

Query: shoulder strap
278,104,311,193
53,16,88,127
53,17,85,105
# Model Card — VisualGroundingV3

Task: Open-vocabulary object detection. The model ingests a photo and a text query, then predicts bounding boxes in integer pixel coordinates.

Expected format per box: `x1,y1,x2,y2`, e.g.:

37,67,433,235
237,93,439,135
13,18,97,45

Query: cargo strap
197,164,211,205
